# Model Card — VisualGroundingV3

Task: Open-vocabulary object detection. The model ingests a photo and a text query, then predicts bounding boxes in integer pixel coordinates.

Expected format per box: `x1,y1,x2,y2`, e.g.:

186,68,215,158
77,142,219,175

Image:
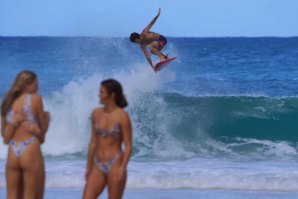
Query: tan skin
134,8,167,68
1,79,50,199
83,85,132,199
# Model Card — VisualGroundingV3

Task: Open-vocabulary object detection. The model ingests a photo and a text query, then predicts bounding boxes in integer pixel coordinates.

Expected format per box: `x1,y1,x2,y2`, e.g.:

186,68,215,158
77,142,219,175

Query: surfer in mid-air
130,8,168,69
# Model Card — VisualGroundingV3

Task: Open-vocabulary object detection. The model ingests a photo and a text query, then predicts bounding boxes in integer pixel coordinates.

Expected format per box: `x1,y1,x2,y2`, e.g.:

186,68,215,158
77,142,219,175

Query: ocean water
0,37,298,198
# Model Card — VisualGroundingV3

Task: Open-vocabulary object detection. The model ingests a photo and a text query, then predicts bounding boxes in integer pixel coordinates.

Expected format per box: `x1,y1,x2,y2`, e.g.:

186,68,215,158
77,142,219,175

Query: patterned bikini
6,95,37,157
94,123,121,175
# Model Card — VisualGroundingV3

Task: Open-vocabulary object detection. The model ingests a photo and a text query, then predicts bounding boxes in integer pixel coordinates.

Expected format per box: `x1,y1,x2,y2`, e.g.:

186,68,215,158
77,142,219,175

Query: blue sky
0,0,297,37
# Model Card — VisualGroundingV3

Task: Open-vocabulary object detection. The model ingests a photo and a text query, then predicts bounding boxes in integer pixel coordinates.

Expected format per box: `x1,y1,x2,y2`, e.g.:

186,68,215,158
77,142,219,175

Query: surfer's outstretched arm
142,8,161,35
141,45,154,68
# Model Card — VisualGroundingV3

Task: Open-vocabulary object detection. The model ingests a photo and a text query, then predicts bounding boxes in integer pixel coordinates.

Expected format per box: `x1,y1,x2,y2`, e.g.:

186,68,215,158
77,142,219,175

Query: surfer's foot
162,54,168,60
159,56,167,62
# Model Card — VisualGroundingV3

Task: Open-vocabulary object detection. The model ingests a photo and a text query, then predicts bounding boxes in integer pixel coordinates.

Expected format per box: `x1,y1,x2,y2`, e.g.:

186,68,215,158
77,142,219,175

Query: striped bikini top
95,123,121,137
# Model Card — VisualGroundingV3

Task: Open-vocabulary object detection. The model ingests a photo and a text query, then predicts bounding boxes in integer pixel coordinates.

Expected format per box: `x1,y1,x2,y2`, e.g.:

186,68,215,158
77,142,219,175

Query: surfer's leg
149,42,167,61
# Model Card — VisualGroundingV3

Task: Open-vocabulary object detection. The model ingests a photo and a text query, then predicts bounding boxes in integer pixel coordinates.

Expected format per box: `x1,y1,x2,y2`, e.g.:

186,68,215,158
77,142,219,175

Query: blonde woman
83,79,132,199
1,70,50,199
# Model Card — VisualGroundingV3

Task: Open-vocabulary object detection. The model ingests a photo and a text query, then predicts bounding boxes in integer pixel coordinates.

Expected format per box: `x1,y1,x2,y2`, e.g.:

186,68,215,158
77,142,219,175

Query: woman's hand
11,111,26,127
45,111,51,123
21,121,41,135
157,8,161,17
85,167,91,180
115,166,126,181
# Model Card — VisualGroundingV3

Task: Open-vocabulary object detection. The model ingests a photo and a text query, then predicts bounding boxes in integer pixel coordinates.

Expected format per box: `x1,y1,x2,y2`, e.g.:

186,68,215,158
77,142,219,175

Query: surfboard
154,57,177,72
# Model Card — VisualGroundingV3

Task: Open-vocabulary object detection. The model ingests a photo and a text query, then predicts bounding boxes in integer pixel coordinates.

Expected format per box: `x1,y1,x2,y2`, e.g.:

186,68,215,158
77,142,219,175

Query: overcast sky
0,0,297,37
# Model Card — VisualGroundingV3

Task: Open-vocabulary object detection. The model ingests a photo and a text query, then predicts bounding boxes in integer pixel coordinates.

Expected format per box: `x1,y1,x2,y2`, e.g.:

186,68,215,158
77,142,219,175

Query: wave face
132,93,298,160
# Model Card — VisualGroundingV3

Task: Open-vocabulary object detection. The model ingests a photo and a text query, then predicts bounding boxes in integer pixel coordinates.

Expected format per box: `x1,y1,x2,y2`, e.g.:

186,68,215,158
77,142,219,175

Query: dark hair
130,32,140,42
101,79,128,108
1,70,37,116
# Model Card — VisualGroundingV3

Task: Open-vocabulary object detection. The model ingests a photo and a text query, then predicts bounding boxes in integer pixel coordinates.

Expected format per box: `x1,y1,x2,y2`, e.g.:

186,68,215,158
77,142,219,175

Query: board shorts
157,35,167,49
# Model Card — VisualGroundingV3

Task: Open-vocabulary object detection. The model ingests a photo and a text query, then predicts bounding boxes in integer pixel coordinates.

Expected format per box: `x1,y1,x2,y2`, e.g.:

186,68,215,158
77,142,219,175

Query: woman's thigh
6,158,22,199
83,166,107,199
107,165,127,199
20,142,44,199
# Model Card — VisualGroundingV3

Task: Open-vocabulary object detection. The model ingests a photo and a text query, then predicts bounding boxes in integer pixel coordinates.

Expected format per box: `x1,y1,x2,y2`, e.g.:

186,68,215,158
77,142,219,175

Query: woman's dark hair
101,79,128,108
1,70,37,116
130,32,140,42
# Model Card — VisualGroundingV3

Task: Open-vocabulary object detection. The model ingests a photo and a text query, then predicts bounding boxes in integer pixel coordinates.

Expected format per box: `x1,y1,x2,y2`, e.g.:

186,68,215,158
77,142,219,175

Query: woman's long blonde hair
1,70,37,116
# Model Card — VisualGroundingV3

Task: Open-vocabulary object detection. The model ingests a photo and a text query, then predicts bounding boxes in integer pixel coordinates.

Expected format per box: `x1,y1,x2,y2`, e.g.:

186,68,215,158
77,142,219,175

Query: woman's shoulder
30,93,42,101
118,108,127,114
30,94,43,106
15,93,41,105
91,107,104,117
118,108,129,121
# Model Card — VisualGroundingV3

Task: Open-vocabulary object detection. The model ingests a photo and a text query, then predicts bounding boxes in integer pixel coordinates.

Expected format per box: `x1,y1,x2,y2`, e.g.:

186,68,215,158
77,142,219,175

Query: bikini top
95,123,121,137
6,94,37,125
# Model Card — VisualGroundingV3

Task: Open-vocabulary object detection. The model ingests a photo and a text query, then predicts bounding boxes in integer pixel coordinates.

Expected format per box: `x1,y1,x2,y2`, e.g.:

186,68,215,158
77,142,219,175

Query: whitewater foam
1,159,298,191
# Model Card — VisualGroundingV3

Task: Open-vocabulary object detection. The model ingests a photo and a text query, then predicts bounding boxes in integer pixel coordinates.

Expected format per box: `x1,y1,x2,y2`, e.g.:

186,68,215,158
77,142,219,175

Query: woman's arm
2,113,24,144
120,111,132,169
35,95,50,143
1,117,5,137
3,124,16,144
85,110,97,179
1,116,14,144
141,8,161,35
